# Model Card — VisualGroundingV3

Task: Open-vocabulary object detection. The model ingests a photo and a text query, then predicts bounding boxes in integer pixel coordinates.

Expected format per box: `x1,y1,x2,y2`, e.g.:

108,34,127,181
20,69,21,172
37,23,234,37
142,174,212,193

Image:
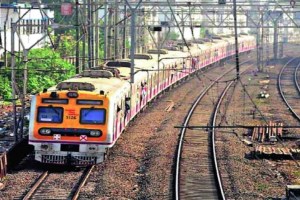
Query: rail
278,57,300,121
174,62,249,199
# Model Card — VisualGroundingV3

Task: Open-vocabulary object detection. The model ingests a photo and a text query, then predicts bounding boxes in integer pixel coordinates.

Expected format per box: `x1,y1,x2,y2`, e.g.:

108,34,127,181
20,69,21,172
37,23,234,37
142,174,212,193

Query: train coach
28,34,256,165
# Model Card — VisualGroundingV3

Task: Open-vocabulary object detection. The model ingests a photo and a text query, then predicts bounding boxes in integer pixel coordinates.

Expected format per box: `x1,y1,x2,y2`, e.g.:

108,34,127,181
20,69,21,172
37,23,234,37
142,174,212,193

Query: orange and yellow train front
29,90,111,165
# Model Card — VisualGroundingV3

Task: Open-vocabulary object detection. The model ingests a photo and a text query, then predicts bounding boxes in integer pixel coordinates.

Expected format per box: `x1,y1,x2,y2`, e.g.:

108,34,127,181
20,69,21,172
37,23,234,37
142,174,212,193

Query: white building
0,3,54,58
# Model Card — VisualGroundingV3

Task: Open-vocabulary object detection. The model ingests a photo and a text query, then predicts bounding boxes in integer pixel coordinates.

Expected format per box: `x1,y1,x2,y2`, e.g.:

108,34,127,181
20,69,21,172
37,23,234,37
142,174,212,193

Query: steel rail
211,83,233,200
210,65,251,200
295,62,300,95
22,171,49,200
71,165,95,200
278,57,300,121
174,59,251,200
174,68,231,200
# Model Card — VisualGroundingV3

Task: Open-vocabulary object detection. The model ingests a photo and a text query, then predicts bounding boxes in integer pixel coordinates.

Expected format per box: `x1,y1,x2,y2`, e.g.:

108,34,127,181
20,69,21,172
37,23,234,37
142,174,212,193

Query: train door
165,64,169,87
114,97,123,138
131,82,139,117
135,83,140,113
124,89,131,124
149,74,153,99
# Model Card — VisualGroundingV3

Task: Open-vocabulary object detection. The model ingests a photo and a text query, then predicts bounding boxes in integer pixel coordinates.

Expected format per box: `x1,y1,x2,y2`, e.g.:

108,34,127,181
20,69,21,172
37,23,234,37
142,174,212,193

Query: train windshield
37,107,63,123
80,108,106,124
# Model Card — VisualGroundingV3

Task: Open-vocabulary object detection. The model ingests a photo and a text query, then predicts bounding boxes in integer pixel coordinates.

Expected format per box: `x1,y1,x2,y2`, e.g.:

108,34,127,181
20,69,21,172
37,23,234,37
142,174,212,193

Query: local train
29,34,256,165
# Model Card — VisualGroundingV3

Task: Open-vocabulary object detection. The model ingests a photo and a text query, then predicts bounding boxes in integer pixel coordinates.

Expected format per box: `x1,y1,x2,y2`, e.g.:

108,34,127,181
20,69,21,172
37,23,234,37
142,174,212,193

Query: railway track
22,165,94,200
278,57,300,121
174,60,253,199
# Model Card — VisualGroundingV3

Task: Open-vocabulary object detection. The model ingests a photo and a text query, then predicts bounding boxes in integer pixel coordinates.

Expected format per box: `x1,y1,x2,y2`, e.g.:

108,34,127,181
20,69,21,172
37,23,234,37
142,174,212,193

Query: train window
37,107,63,123
105,61,131,68
80,108,106,124
77,100,103,105
42,98,69,104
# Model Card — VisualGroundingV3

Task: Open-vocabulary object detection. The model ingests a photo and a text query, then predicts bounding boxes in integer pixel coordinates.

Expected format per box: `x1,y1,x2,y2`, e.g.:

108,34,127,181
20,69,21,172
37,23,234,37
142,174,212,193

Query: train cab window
80,108,106,124
37,107,63,123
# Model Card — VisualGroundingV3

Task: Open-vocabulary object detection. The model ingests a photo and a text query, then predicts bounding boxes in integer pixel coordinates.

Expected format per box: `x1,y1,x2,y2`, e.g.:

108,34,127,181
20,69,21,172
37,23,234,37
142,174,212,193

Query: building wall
0,4,54,58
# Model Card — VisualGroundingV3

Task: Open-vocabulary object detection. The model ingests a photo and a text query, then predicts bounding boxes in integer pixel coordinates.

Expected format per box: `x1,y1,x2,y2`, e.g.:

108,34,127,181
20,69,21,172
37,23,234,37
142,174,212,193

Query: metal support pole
95,3,99,65
11,22,17,142
274,21,278,60
122,5,127,59
104,0,108,60
233,0,240,80
88,0,94,68
114,0,119,59
107,5,112,59
129,11,136,83
4,24,7,67
4,9,9,68
20,49,28,139
261,12,264,72
125,0,142,83
256,29,260,70
76,0,80,73
82,0,86,70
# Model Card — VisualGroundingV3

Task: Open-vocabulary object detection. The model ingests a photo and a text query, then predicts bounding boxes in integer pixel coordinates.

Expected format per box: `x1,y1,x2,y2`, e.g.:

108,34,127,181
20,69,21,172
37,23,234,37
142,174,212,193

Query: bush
0,74,12,100
0,48,75,98
23,48,75,94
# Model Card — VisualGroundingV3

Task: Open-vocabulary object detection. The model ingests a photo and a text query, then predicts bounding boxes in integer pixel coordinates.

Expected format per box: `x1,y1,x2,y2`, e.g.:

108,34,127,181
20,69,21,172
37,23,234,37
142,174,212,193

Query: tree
0,73,12,100
165,31,180,40
16,48,75,94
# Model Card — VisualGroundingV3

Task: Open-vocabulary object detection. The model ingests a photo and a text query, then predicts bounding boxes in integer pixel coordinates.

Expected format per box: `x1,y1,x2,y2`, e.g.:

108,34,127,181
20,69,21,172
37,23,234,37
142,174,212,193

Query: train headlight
90,130,102,137
67,91,78,98
39,128,52,135
40,143,52,151
88,145,98,152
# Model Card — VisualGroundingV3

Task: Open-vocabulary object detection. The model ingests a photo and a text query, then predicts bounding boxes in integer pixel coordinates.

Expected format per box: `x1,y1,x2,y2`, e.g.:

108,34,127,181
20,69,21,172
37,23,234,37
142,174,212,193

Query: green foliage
0,72,12,100
293,171,300,178
256,183,268,192
17,48,75,94
166,31,180,40
54,31,77,57
200,28,207,38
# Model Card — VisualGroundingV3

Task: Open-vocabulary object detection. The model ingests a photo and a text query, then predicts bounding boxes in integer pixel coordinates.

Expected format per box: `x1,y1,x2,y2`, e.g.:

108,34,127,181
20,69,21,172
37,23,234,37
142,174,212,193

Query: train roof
45,34,255,97
47,74,130,98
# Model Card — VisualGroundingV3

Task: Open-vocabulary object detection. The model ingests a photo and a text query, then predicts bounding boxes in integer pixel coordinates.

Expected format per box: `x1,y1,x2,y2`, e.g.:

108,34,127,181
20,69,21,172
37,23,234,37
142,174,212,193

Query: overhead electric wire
166,0,190,52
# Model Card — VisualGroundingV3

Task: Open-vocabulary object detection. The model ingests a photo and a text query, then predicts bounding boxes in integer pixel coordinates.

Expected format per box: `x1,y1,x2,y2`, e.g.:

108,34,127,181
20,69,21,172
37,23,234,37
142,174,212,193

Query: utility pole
95,2,99,65
122,4,127,59
107,6,112,59
88,0,94,68
82,0,86,70
11,22,18,142
274,20,278,60
75,0,80,73
4,24,7,67
103,0,108,60
125,0,142,83
20,49,28,138
233,0,240,80
4,8,9,67
256,27,260,71
261,11,264,72
114,0,119,59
